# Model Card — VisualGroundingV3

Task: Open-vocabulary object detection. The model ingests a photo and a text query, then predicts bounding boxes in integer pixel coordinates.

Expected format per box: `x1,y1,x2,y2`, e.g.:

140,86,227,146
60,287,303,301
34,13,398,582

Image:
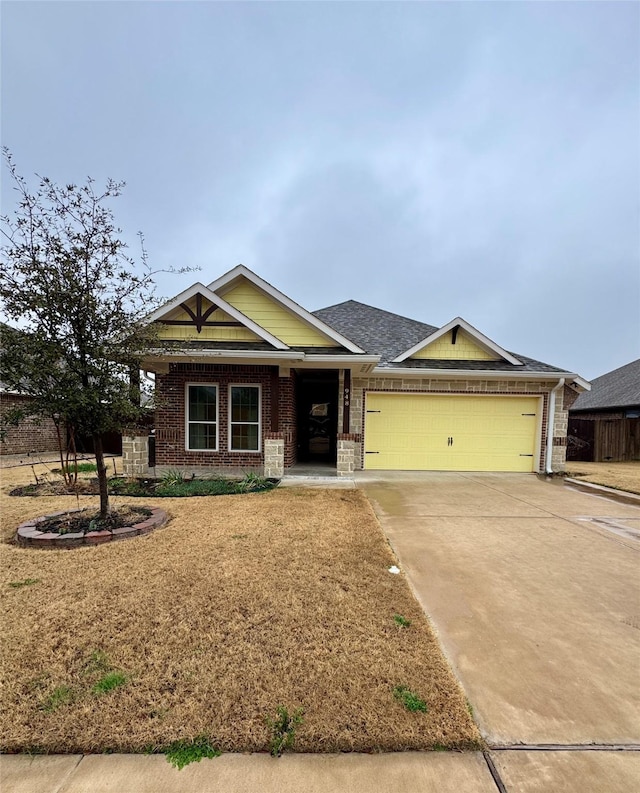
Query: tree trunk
93,435,109,519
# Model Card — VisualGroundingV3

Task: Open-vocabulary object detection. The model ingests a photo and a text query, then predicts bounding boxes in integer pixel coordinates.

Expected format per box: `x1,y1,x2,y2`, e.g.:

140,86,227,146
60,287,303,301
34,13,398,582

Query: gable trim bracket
143,282,290,351
392,316,523,365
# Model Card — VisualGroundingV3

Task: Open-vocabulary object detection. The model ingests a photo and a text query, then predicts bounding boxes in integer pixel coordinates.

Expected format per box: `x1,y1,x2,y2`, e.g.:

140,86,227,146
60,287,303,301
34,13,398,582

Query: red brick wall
282,374,297,467
155,364,297,469
0,394,60,456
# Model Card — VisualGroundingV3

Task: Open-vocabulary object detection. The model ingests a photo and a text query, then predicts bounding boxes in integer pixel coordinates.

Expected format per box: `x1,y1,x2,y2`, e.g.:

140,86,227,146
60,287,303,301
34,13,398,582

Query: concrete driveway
359,472,640,786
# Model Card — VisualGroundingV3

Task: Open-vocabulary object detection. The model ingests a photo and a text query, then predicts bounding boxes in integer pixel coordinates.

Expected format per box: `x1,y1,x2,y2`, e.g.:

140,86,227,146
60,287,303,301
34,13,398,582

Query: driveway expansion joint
482,752,508,793
51,754,84,793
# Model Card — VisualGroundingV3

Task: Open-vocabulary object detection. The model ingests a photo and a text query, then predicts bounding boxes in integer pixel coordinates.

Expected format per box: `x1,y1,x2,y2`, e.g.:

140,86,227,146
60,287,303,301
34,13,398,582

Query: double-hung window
186,384,218,451
229,385,260,452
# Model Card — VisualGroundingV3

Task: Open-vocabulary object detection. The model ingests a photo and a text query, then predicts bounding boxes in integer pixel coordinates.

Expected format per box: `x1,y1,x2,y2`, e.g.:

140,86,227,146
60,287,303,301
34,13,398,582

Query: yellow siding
412,329,499,360
222,280,337,347
155,296,261,342
364,394,539,472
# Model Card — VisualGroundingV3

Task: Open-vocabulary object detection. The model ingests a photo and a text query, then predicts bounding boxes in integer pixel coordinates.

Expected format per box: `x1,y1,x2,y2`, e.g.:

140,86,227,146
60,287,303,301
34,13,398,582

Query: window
186,384,218,450
229,385,260,451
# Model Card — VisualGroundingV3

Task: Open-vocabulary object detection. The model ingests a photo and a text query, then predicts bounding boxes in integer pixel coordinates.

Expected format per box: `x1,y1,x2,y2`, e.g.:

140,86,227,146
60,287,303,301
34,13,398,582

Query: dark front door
296,371,339,463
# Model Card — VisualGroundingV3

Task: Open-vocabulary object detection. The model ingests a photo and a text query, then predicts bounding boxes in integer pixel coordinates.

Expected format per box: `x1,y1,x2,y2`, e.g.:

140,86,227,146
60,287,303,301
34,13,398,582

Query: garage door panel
364,394,539,472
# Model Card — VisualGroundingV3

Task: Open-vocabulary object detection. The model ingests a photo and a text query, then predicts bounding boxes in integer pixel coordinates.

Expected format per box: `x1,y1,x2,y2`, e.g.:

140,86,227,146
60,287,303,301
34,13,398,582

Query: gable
155,295,262,343
143,282,289,350
394,317,523,366
221,278,339,348
411,328,500,361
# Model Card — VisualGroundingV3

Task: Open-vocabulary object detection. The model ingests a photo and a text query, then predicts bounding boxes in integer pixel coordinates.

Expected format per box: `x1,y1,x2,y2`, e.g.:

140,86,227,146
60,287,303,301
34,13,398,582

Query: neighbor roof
313,300,567,373
570,359,640,412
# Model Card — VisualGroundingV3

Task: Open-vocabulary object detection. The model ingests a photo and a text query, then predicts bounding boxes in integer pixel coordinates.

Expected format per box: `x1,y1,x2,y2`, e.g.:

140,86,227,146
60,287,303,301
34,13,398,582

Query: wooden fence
568,417,640,462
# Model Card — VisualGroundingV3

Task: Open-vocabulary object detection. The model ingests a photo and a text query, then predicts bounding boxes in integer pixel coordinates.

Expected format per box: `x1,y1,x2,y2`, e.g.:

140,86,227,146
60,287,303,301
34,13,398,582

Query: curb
564,478,640,506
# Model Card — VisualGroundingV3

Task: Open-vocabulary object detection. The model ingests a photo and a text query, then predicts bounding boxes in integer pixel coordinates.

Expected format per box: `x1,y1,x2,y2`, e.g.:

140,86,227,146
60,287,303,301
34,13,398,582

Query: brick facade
0,394,60,456
153,365,571,475
154,363,296,471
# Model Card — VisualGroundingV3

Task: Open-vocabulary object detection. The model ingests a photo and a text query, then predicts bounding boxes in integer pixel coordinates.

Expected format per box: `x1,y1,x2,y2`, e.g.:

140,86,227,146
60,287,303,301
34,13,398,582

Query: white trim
297,355,380,365
207,265,365,354
228,383,262,454
372,367,584,381
144,282,290,351
392,317,523,365
144,349,304,361
545,378,565,474
185,382,219,452
571,376,591,391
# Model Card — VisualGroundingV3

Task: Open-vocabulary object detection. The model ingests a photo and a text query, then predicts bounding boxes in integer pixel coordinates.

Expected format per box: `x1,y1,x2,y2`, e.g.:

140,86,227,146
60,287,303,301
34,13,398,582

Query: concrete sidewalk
3,750,640,793
3,752,497,793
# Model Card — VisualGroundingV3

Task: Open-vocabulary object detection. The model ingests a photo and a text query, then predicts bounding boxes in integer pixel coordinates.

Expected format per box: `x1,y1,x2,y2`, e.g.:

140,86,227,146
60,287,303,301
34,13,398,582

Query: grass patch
52,462,98,475
8,578,40,589
564,461,640,496
92,672,127,695
393,685,428,713
41,685,75,712
164,736,221,769
266,706,304,757
393,614,411,628
0,461,481,753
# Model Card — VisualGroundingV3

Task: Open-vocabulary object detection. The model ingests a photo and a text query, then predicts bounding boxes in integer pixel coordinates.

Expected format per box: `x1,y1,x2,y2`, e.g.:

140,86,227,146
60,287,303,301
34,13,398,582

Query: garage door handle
447,436,454,446
365,451,379,454
367,410,381,413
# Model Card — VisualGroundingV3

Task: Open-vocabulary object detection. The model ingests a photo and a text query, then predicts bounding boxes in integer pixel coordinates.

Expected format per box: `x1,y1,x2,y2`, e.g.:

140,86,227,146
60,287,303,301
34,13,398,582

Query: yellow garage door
364,393,540,472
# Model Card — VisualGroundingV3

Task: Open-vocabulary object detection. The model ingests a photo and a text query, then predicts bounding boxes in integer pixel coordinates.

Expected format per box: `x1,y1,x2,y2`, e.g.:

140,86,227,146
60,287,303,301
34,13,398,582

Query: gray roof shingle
570,359,640,412
313,300,568,373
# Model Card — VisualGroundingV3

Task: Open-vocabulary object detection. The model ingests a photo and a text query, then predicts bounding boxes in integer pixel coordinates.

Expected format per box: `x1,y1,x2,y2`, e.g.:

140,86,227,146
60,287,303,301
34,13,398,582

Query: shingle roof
570,359,640,412
313,301,438,364
313,300,567,373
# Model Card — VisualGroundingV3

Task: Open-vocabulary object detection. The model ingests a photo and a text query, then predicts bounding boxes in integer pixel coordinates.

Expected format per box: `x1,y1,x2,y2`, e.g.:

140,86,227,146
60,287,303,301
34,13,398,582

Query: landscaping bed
0,461,481,754
16,506,169,549
10,472,277,498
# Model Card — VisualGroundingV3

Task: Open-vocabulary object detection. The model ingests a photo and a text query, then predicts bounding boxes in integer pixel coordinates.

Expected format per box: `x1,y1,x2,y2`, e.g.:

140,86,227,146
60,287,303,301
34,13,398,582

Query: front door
296,371,339,463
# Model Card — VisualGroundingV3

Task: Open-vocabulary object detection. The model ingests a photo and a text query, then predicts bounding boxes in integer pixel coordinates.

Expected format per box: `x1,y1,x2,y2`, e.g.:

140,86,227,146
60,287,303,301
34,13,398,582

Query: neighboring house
130,265,589,478
0,320,60,457
0,387,60,456
568,359,640,462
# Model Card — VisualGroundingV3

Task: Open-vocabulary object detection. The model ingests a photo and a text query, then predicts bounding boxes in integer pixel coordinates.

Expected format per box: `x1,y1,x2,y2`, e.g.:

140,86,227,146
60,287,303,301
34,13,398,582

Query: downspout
545,378,565,474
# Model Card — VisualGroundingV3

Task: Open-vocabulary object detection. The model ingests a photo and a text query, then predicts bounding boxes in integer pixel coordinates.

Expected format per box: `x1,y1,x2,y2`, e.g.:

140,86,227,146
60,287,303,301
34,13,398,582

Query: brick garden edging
16,507,169,549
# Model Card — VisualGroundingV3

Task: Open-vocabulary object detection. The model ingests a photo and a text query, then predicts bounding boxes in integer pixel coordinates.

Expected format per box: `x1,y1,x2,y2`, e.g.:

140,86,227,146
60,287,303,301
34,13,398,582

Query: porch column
336,433,359,477
264,432,284,479
122,430,149,477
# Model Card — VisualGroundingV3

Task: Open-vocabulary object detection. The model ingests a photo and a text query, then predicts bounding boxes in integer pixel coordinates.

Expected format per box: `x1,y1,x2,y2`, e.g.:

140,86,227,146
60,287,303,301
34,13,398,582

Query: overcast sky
2,1,638,380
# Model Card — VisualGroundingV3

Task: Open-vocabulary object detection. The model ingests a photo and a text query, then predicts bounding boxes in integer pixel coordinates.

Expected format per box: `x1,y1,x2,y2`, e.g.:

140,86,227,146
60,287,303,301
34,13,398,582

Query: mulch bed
10,477,276,498
38,506,152,534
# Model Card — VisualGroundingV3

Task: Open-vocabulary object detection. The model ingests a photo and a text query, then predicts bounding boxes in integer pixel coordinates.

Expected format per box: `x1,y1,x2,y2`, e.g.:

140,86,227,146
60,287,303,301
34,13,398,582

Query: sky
2,1,638,380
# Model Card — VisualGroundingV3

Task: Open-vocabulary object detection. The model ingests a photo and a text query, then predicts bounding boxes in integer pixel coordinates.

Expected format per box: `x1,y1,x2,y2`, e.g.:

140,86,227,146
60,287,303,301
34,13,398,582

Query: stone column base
337,434,359,477
122,434,149,477
264,434,284,479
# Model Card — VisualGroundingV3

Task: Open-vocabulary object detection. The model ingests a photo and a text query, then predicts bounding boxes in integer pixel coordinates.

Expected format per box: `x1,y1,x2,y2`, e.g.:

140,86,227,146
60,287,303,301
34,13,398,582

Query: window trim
228,383,262,453
185,382,219,452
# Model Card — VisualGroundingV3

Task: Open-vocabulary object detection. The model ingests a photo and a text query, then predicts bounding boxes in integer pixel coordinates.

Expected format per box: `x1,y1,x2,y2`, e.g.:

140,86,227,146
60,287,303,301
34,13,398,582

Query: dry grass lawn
565,460,640,495
0,461,481,754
